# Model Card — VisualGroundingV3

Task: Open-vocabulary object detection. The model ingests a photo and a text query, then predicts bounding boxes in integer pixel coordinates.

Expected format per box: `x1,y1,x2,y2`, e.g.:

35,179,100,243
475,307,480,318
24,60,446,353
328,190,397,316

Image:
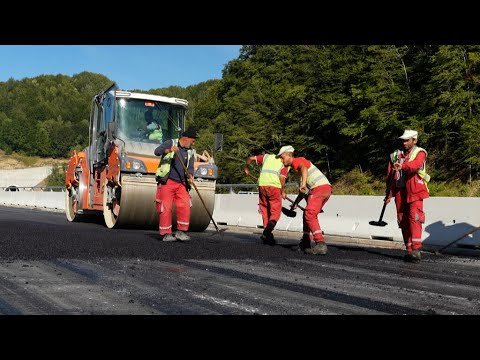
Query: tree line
1,45,480,187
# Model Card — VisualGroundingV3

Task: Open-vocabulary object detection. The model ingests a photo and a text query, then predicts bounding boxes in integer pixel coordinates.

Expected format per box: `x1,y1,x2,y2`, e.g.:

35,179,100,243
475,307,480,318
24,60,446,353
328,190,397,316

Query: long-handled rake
174,149,225,234
434,226,480,254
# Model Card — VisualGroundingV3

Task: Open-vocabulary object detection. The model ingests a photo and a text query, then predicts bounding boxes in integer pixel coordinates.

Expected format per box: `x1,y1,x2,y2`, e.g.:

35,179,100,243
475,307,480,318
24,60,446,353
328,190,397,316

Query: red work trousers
258,186,282,232
393,189,425,252
155,179,191,235
303,185,331,243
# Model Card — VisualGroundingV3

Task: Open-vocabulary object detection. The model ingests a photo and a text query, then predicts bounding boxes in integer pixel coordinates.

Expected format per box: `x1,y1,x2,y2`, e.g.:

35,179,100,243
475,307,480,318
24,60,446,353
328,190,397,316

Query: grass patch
45,163,67,187
332,169,480,197
332,169,385,195
428,180,480,197
10,153,40,167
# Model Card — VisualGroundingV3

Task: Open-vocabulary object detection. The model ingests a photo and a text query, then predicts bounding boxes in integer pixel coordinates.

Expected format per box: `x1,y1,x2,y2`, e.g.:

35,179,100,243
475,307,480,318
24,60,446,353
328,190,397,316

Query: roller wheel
103,181,121,228
65,186,82,222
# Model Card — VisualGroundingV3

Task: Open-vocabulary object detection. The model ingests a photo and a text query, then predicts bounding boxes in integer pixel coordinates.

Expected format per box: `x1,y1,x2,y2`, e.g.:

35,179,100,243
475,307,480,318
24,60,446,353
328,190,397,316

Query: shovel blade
282,207,297,218
369,220,388,227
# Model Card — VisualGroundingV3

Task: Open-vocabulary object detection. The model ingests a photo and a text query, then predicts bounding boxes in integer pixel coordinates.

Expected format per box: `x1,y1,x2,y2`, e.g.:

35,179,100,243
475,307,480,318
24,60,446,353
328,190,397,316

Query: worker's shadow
278,243,406,260
423,221,480,249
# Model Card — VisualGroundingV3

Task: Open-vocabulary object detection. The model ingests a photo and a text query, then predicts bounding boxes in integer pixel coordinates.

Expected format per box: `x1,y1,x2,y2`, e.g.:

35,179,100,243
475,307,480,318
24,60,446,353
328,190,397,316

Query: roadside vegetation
1,45,479,195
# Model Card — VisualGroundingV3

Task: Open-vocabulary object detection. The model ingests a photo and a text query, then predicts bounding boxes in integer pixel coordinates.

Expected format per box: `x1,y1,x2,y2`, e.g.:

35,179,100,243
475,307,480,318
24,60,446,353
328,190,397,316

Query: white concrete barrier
213,194,480,251
0,189,65,210
1,189,479,252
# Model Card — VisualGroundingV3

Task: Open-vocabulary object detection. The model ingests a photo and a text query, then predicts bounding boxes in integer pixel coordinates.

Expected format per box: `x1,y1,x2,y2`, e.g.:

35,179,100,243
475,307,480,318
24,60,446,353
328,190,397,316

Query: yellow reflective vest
258,154,284,188
155,138,193,180
390,146,430,183
306,163,331,189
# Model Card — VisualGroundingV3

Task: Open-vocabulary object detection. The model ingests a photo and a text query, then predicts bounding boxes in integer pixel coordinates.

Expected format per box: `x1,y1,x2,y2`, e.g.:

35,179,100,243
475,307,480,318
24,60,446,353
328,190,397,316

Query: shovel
246,173,314,218
369,169,395,227
282,194,325,218
282,196,307,218
368,201,389,227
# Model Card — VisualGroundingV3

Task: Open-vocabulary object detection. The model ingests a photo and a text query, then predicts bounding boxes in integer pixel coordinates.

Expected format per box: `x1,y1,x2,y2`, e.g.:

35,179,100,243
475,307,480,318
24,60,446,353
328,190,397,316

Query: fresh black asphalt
0,205,479,315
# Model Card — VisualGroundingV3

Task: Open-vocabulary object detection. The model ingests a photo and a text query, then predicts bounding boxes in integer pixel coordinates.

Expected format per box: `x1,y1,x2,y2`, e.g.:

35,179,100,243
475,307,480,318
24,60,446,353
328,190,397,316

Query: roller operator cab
65,83,218,231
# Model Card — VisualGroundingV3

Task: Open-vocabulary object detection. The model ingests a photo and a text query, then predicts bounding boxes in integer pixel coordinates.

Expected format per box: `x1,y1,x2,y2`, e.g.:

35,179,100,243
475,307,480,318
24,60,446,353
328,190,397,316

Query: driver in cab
142,108,163,142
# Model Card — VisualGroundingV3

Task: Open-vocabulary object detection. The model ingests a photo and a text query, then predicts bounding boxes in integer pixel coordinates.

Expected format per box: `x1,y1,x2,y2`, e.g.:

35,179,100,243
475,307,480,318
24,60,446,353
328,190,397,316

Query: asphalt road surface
1,205,479,315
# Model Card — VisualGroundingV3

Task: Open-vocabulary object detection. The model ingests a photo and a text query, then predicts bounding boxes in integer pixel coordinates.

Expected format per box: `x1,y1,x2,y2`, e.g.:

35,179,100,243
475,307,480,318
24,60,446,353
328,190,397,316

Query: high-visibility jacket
306,163,331,189
148,129,163,142
389,146,430,202
390,146,430,184
155,138,193,180
258,154,284,188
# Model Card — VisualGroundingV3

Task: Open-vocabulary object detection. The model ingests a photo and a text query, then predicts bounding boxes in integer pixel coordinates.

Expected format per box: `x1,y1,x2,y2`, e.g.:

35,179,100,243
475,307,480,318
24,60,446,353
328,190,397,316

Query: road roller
65,83,218,231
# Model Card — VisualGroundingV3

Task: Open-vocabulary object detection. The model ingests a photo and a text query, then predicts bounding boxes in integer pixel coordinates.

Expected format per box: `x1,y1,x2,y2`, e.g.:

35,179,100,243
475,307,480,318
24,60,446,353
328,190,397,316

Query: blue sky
0,45,242,90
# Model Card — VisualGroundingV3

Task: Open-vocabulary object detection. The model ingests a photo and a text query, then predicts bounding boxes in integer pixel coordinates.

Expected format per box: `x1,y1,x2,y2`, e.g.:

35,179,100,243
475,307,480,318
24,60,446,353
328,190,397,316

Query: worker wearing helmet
244,148,288,245
154,128,198,242
386,129,430,262
278,146,332,255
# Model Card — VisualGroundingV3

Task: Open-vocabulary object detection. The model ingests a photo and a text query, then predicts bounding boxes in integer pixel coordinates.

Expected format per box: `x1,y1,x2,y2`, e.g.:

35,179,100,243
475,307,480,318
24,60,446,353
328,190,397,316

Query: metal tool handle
285,196,305,211
378,201,387,222
437,225,480,253
173,149,220,232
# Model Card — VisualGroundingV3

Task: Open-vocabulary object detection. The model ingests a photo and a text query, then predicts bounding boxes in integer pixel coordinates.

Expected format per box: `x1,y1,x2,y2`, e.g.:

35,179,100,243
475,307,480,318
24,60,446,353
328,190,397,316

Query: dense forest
1,45,480,190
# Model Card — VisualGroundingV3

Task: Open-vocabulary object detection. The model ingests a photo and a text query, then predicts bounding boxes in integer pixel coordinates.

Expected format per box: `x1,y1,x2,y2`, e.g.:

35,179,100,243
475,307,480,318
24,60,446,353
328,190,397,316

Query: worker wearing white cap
278,146,332,255
385,129,430,262
244,147,289,245
399,129,418,140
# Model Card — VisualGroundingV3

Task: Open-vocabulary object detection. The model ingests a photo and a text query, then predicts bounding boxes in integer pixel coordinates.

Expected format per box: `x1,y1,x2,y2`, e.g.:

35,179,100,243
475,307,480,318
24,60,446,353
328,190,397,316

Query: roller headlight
121,156,147,173
194,164,218,180
132,161,141,170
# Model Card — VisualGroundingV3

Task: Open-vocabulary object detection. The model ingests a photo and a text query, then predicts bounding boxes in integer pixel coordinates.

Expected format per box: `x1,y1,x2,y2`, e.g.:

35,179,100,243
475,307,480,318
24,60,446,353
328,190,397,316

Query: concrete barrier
0,189,65,210
1,189,479,253
212,194,480,252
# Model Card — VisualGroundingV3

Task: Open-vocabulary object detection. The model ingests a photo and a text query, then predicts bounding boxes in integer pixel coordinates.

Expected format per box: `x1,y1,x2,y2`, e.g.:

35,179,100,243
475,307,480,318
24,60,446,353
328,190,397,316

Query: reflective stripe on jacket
306,163,331,189
409,146,430,183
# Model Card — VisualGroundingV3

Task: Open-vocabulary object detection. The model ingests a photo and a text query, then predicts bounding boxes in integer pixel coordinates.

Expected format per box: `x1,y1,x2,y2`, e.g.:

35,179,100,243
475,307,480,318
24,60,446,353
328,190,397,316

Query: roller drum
114,174,158,228
111,174,215,231
174,180,216,232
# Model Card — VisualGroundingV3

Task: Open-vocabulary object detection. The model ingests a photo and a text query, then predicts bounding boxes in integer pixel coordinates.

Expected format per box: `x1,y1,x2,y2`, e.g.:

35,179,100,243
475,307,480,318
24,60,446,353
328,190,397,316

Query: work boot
304,242,328,255
174,231,191,242
410,249,421,261
162,234,177,242
260,232,276,246
298,237,311,251
404,249,421,262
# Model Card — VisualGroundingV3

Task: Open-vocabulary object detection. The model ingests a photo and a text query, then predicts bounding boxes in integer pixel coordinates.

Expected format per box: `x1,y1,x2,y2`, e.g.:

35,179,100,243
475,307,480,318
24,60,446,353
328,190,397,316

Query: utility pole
325,149,332,179
469,164,472,186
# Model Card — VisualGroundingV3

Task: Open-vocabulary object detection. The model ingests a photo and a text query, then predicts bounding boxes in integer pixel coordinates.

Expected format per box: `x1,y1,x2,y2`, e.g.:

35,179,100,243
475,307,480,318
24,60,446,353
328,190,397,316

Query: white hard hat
277,145,295,156
399,129,418,140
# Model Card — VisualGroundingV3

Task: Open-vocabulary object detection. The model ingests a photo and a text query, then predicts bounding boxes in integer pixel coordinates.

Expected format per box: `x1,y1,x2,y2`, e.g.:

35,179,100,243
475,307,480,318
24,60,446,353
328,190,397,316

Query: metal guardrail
1,183,299,194
0,186,65,192
216,183,298,194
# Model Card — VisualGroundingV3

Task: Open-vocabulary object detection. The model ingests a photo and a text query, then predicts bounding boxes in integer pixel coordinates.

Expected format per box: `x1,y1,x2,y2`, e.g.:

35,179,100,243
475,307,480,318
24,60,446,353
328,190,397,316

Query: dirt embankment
0,150,68,170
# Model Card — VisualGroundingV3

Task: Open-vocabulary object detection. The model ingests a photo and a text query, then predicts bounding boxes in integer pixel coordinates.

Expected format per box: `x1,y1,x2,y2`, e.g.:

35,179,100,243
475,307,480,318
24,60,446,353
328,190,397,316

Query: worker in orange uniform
386,129,430,262
244,148,288,245
278,146,332,255
154,128,198,242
